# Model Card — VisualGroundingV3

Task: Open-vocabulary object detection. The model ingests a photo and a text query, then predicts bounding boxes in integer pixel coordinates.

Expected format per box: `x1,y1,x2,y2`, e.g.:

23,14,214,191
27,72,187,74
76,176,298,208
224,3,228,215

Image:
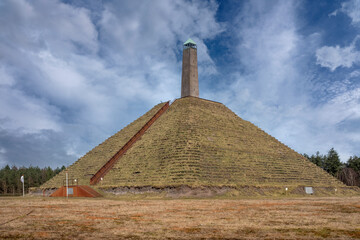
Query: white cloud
0,147,6,154
308,87,360,159
0,87,61,133
323,1,360,71
0,0,223,133
316,40,360,71
221,1,306,122
265,85,360,161
318,88,360,126
350,70,360,77
0,155,7,167
0,66,15,86
98,0,223,77
0,147,8,168
331,0,360,25
0,0,100,134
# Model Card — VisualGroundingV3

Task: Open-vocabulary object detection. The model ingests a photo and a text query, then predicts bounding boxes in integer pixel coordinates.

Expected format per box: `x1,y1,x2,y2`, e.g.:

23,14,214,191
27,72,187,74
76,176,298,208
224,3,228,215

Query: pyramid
41,39,358,197
41,96,352,194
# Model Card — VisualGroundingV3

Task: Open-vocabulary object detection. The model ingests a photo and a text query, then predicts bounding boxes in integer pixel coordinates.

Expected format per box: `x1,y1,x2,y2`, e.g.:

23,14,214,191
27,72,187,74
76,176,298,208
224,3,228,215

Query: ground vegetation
0,197,359,239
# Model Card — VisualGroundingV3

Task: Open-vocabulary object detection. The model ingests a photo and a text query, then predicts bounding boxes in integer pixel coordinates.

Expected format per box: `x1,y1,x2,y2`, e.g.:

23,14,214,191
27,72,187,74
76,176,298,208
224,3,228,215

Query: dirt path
0,197,359,239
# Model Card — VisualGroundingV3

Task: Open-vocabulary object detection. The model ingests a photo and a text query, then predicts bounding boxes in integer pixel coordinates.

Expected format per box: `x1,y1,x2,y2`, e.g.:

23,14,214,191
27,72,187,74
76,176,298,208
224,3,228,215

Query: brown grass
1,196,360,239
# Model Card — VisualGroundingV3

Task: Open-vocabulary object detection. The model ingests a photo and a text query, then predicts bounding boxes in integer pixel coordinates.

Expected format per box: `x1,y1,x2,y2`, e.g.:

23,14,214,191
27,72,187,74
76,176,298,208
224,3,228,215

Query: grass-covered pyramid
42,97,357,196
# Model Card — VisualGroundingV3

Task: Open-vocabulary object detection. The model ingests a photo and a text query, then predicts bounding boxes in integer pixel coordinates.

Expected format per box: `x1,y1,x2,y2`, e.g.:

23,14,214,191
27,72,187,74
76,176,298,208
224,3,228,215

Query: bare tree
337,168,360,186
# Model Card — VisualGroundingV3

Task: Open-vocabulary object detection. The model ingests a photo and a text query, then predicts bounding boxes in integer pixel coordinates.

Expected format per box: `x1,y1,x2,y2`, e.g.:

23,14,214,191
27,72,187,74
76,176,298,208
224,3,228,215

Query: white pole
66,172,68,199
20,175,24,197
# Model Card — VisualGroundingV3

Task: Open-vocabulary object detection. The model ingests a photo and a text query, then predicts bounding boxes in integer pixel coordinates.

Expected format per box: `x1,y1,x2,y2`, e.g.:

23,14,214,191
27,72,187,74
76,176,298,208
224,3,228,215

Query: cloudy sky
0,0,359,168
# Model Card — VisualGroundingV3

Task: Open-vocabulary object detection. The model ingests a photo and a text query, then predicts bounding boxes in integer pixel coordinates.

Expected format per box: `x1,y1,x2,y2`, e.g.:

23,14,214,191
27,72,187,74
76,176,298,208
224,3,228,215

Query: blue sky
0,0,360,168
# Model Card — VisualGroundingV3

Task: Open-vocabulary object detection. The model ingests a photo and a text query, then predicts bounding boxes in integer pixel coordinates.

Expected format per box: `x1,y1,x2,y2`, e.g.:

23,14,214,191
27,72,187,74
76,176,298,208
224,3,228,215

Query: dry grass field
1,196,360,239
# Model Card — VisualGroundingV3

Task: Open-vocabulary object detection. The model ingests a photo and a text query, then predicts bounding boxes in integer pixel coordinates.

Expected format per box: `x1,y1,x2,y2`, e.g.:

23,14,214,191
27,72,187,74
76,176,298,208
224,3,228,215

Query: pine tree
0,165,66,195
323,148,342,176
304,151,325,169
347,156,360,172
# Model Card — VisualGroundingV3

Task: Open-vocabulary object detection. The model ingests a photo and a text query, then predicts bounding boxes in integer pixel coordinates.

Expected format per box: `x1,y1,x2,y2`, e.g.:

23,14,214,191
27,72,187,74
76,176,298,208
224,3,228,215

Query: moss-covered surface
41,102,168,188
96,97,346,189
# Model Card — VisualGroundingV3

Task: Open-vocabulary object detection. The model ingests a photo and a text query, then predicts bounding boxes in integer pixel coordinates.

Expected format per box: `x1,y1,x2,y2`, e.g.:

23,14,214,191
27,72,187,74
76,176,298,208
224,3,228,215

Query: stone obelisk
181,38,199,98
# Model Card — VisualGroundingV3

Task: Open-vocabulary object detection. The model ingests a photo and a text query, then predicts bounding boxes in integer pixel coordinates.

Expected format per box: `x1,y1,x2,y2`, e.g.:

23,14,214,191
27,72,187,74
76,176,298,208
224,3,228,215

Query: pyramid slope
41,102,168,188
101,97,344,188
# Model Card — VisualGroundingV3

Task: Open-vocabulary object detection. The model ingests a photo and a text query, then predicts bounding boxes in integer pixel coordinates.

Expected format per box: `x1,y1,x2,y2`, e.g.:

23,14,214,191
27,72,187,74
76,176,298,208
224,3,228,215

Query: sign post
20,175,24,197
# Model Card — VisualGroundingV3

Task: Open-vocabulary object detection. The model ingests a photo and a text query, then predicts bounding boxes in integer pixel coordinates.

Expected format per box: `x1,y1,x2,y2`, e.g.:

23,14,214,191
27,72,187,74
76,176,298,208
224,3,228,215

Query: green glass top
184,38,196,45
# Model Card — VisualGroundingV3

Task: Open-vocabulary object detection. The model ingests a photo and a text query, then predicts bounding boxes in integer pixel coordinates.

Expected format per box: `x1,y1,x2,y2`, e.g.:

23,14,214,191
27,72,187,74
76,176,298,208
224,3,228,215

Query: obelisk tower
181,38,199,98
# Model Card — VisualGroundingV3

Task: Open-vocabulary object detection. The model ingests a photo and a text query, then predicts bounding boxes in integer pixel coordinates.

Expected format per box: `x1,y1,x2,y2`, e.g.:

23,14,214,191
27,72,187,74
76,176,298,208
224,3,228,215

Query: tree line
303,148,360,187
0,165,65,195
